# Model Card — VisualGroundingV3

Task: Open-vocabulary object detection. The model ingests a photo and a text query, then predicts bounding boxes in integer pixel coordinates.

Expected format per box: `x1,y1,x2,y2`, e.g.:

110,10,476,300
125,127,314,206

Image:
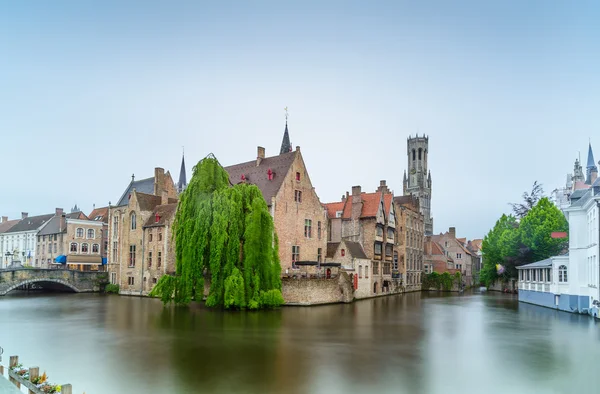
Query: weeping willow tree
150,155,283,309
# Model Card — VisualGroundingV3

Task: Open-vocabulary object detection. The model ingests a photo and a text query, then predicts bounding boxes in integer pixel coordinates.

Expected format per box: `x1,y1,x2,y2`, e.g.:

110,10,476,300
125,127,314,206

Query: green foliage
105,283,120,294
481,197,568,286
150,155,284,309
422,271,462,291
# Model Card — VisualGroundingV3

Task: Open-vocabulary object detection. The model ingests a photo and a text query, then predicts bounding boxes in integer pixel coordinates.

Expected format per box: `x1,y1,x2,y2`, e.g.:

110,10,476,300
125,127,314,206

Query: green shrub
260,289,284,308
105,284,120,294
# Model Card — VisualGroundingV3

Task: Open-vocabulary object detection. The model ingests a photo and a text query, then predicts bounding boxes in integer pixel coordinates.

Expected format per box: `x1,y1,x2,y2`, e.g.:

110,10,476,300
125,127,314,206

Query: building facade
431,227,474,287
394,195,424,291
403,134,433,235
0,216,19,268
1,212,54,268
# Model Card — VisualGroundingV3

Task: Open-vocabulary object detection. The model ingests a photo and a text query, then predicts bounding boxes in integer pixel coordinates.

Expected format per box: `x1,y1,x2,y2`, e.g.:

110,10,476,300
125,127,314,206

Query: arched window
131,212,137,230
412,149,416,161
81,243,89,253
559,265,568,282
76,228,84,238
365,265,369,278
113,215,119,237
359,265,363,278
418,148,422,160
70,243,78,252
87,229,95,239
92,244,99,253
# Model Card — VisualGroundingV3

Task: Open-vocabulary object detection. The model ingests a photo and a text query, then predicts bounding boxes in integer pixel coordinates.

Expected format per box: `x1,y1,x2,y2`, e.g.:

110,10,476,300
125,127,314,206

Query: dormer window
296,172,301,181
267,168,274,181
335,211,342,218
341,249,345,257
376,226,383,237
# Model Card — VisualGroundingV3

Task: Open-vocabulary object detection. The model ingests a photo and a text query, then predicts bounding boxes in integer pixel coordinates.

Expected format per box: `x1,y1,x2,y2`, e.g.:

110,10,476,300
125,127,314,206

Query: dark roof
143,203,178,228
394,195,420,210
344,241,368,259
136,192,163,212
570,189,588,201
116,177,155,206
5,214,55,233
178,154,187,192
0,219,19,234
280,123,292,154
88,206,109,223
570,189,593,208
224,151,297,206
327,242,340,258
38,212,89,236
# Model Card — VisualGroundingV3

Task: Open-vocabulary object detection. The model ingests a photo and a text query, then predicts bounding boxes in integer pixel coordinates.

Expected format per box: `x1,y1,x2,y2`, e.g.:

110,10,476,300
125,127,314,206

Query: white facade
0,230,40,268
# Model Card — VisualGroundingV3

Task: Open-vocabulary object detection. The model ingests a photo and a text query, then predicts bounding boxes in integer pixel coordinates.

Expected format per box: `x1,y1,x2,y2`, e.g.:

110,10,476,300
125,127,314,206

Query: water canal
0,291,598,394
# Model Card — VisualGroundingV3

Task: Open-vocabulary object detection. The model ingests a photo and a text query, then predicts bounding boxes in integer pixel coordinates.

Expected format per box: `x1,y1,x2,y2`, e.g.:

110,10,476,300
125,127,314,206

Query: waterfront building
423,236,457,275
467,239,483,284
224,121,328,275
394,194,424,291
430,227,474,286
0,216,19,268
403,134,433,235
325,181,399,296
108,167,179,294
325,239,371,298
0,212,54,268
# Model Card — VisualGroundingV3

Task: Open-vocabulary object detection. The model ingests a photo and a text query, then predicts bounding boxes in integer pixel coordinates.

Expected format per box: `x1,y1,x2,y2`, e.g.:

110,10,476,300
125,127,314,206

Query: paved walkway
0,371,23,394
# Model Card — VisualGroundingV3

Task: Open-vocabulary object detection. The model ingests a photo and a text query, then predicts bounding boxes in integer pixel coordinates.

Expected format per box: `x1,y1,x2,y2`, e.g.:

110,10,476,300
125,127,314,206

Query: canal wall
488,279,517,292
282,272,354,305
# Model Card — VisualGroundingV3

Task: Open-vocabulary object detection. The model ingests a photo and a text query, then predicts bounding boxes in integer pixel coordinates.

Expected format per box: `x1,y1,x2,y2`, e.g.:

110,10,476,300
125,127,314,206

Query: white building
0,212,53,268
517,178,600,316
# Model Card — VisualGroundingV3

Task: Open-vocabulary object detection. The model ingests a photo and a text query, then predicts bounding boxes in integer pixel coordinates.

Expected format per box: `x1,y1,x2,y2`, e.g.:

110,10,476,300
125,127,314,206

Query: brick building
108,167,179,295
431,227,475,286
394,195,425,292
224,122,328,274
423,235,458,275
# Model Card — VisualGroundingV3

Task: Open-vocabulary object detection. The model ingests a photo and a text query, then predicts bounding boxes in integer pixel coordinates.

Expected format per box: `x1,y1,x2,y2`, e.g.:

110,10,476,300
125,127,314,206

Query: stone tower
403,134,433,235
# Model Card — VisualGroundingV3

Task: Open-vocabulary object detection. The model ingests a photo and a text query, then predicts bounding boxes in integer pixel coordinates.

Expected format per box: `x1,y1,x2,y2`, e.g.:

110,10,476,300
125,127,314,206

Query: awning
67,255,103,265
102,257,107,265
54,255,67,264
320,262,342,267
294,261,319,266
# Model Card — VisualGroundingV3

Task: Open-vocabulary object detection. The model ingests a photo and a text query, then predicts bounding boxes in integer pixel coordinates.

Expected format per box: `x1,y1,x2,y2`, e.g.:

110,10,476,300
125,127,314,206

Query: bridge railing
2,354,76,394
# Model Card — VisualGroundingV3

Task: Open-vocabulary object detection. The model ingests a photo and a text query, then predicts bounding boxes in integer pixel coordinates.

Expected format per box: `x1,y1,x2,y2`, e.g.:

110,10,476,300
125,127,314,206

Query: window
341,249,345,257
374,242,382,256
92,244,99,253
104,240,108,253
81,243,89,253
292,245,300,267
527,269,530,281
110,272,117,284
383,263,391,275
359,265,363,278
365,265,369,278
149,233,153,242
148,252,152,268
376,226,383,237
387,228,394,240
393,253,398,270
87,229,95,239
158,232,163,241
42,244,45,254
131,213,137,230
296,172,301,181
76,228,84,238
335,211,342,218
157,252,162,268
294,190,302,203
418,148,422,160
559,265,568,282
53,243,57,253
129,245,136,267
412,149,416,161
304,219,312,238
457,253,462,259
318,221,322,240
70,243,77,252
373,262,379,275
53,234,57,241
385,244,393,257
153,278,157,284
317,248,322,263
532,269,536,281
113,216,119,237
112,242,118,260
128,277,135,286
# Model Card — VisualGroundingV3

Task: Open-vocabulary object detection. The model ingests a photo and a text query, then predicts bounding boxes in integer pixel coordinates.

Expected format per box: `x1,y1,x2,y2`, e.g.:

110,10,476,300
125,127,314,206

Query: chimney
60,214,66,233
341,194,346,202
296,146,300,152
351,186,362,219
55,208,63,216
449,227,456,239
257,146,265,166
154,167,165,196
377,180,390,194
1,216,7,223
21,212,28,219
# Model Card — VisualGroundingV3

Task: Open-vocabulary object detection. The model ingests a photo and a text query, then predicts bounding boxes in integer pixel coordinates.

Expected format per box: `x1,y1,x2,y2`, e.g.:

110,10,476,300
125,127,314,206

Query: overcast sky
1,1,599,240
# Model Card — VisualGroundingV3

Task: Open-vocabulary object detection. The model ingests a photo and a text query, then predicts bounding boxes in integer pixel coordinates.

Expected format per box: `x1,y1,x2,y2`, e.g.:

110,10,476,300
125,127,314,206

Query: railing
4,354,74,394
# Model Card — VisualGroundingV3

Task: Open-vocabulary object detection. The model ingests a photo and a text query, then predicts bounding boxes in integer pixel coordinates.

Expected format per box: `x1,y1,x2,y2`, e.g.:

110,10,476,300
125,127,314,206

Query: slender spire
280,107,292,154
586,142,598,184
178,147,187,193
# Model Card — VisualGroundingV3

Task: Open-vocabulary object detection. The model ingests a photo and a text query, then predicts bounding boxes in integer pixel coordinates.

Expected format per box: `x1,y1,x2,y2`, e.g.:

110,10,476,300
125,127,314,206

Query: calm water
0,291,598,394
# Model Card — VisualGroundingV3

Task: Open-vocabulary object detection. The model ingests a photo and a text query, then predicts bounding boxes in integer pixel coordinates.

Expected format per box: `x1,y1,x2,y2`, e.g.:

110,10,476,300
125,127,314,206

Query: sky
1,1,599,240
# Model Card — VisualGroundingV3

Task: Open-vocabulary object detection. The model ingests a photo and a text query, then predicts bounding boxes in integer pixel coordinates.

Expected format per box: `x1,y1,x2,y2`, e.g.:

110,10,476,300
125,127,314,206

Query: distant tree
510,181,544,219
480,214,518,286
518,197,568,262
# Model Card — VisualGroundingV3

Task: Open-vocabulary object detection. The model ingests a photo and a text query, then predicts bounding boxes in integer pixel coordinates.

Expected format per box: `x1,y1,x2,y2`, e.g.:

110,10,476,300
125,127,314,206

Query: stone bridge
0,269,108,296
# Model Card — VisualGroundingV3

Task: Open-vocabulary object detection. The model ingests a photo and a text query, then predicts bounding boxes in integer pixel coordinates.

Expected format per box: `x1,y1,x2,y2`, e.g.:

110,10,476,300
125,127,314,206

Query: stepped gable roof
0,219,19,234
5,213,54,233
135,192,163,212
326,242,340,258
430,241,445,256
383,193,393,216
38,212,89,236
457,237,466,244
324,201,345,219
88,206,109,223
116,177,155,206
144,203,178,228
224,150,297,206
342,192,381,219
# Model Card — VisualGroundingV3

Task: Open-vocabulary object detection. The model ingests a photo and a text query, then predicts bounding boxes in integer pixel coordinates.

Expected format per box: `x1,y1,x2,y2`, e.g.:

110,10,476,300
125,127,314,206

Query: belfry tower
403,134,433,235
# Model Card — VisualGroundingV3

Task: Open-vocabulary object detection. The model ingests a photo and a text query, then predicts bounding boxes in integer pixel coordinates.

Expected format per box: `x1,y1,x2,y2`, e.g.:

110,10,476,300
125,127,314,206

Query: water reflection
0,291,599,394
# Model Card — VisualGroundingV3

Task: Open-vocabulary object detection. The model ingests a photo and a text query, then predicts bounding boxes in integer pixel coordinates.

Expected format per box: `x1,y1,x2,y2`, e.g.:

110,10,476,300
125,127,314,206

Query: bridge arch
1,278,80,296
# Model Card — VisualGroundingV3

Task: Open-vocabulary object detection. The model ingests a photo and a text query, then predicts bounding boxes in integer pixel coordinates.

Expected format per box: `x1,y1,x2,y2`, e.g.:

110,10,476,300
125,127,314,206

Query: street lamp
4,251,13,269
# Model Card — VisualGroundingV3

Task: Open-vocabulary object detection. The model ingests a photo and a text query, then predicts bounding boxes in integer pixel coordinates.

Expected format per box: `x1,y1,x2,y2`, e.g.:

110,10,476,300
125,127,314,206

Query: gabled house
1,212,54,268
424,236,457,275
431,227,474,286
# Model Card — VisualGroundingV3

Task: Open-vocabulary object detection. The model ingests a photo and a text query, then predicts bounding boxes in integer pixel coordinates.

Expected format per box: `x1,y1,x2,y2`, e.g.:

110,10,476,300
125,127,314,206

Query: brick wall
282,272,353,305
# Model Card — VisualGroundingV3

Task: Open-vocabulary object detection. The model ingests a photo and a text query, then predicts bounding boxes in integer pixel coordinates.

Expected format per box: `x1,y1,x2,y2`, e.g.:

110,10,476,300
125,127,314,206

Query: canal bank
1,290,599,394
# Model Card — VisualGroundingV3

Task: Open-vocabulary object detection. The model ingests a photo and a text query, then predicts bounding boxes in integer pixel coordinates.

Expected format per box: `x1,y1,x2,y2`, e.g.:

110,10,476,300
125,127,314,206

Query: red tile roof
324,201,345,219
144,203,178,228
88,206,109,223
341,192,386,219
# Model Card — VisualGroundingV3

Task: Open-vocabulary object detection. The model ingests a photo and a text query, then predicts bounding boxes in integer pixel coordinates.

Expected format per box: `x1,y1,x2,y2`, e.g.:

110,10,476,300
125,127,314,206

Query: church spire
280,107,292,154
178,148,187,194
586,142,598,185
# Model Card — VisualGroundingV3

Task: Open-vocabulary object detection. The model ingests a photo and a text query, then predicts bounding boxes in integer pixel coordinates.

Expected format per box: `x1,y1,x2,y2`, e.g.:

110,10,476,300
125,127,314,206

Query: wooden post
28,367,39,394
61,383,72,394
9,356,20,388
